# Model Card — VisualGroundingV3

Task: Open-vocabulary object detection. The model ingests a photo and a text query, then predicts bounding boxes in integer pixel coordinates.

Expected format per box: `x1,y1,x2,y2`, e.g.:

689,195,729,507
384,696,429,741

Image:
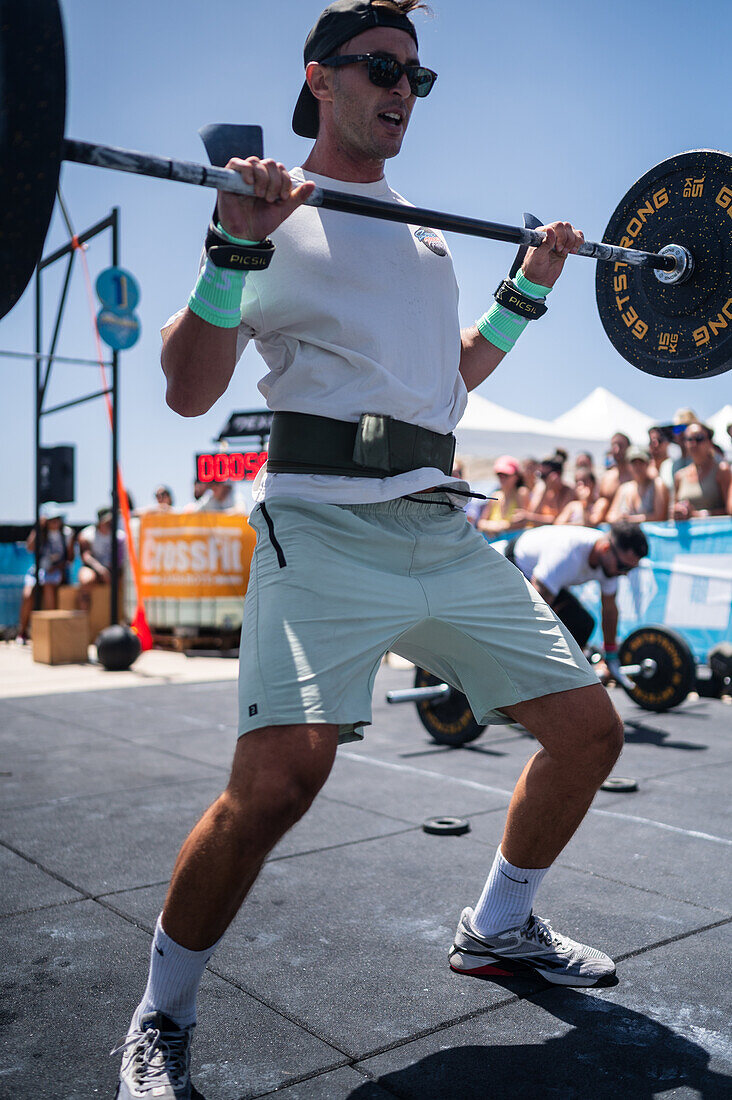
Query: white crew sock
133,915,222,1029
471,847,550,937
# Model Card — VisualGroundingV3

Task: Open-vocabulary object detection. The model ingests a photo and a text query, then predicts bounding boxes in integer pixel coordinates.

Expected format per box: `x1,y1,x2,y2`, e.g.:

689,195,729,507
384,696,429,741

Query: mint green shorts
238,494,598,743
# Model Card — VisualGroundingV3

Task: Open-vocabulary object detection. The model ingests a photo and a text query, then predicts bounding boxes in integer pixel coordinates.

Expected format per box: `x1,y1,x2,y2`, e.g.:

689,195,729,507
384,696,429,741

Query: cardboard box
58,583,122,644
31,610,89,665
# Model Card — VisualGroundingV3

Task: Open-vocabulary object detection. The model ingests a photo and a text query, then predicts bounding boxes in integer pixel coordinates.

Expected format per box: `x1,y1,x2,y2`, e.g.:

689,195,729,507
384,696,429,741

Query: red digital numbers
196,451,268,482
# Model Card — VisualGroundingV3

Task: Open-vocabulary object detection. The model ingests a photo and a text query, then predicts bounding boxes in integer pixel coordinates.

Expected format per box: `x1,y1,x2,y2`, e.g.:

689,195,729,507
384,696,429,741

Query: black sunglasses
319,54,437,97
609,544,634,574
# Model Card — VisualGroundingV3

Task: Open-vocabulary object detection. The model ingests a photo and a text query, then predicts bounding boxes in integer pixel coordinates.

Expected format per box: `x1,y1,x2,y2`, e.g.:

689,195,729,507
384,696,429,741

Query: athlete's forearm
161,310,239,417
601,597,618,647
458,325,506,391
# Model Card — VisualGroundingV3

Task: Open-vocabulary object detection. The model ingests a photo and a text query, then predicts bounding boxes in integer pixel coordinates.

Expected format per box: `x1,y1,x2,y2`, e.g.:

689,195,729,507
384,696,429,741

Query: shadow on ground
348,989,731,1099
623,718,709,751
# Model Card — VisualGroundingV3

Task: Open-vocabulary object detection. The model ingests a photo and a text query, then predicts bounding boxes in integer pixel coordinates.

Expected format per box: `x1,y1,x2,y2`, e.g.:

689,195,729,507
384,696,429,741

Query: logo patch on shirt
414,226,447,256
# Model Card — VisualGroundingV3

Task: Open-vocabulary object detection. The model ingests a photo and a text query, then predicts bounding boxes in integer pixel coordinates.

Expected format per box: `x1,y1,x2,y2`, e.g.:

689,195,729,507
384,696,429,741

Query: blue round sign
96,267,140,313
96,308,141,350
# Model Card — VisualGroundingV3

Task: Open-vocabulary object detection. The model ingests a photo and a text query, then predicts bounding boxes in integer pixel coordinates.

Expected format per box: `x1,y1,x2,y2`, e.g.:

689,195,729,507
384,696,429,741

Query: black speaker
39,445,75,503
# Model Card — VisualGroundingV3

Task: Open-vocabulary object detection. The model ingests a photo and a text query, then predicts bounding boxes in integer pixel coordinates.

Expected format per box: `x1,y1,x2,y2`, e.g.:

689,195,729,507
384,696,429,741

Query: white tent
457,392,557,436
549,386,655,443
454,386,653,464
708,404,732,445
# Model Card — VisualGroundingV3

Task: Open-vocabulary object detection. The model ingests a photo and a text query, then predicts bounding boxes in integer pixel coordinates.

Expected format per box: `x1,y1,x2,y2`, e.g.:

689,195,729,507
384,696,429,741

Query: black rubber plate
618,626,696,712
596,150,732,379
0,0,66,320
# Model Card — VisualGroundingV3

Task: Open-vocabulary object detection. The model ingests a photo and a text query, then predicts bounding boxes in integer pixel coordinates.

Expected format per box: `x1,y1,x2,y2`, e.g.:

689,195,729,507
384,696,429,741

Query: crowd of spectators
15,504,128,643
470,409,732,533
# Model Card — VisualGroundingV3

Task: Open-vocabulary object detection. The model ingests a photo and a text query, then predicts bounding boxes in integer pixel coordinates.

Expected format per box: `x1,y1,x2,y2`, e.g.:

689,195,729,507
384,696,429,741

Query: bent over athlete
505,520,649,679
114,3,624,1096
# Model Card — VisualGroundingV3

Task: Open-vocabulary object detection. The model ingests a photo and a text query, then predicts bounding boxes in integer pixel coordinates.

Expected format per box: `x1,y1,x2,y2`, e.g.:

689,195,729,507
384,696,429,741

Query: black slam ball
96,624,142,671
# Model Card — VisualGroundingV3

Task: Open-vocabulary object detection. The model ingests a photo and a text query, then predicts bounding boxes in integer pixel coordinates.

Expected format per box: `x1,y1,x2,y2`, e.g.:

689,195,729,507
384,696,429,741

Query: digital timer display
196,451,268,483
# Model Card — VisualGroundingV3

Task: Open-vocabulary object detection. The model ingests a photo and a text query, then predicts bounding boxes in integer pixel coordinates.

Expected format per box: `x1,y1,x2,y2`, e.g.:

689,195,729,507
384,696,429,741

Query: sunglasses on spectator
686,434,708,443
609,544,635,574
318,54,438,97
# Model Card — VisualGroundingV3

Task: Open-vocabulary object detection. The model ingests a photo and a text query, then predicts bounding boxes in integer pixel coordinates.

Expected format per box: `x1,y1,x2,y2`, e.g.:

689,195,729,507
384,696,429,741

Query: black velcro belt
266,412,457,478
494,279,548,320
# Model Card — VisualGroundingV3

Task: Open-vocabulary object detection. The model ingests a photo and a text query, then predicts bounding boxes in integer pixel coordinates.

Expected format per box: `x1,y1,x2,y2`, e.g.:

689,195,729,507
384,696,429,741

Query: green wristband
188,258,245,328
476,303,527,353
215,222,260,246
476,269,552,352
513,269,552,299
187,224,261,328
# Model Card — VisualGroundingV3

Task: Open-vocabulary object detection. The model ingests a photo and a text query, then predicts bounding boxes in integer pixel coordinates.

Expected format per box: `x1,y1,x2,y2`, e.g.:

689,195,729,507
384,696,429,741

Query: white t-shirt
512,526,618,597
79,525,127,570
168,168,469,505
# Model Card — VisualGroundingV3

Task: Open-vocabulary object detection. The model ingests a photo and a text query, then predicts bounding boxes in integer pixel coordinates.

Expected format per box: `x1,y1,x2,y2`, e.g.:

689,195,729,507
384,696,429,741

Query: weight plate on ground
618,626,696,712
422,816,471,836
0,0,66,321
413,668,486,746
596,150,732,379
600,777,639,793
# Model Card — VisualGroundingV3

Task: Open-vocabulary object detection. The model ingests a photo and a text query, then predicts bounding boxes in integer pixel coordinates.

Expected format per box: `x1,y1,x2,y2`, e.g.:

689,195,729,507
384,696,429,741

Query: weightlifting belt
266,412,457,478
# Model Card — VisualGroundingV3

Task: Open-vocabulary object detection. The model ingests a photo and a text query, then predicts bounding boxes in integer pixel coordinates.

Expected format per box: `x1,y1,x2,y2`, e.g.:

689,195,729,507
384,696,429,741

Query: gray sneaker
449,907,615,987
112,1011,197,1099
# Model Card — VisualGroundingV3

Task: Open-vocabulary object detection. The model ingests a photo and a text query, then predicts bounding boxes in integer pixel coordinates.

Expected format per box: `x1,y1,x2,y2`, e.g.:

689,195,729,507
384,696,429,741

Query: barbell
2,0,731,379
386,626,699,746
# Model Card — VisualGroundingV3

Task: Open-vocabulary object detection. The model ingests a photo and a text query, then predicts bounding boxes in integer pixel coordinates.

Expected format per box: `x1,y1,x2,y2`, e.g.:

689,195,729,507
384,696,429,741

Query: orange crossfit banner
138,513,256,600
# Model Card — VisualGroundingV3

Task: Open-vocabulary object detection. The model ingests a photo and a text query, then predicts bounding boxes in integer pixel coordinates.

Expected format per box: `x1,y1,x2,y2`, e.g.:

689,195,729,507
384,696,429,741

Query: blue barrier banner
0,543,82,627
574,518,732,662
0,543,32,627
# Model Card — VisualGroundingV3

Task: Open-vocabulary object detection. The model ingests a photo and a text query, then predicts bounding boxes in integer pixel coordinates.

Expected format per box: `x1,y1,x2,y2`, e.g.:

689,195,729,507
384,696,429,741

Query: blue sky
1,0,729,521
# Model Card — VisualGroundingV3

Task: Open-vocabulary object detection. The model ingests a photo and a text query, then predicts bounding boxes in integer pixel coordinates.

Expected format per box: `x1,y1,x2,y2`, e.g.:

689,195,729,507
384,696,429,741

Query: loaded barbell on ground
386,626,699,746
2,0,731,378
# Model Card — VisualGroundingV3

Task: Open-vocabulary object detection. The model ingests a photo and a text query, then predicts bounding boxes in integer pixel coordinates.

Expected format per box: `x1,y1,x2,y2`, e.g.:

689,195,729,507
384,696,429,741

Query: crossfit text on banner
139,513,256,600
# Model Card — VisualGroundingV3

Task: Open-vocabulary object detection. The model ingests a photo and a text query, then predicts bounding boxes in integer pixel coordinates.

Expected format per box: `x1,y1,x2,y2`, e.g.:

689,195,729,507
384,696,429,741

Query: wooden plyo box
31,610,89,665
58,584,121,644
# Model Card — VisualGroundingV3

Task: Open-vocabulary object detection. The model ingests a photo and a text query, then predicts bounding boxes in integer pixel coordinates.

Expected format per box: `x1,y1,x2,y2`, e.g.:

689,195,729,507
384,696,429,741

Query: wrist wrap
494,278,548,319
205,222,275,270
476,269,552,353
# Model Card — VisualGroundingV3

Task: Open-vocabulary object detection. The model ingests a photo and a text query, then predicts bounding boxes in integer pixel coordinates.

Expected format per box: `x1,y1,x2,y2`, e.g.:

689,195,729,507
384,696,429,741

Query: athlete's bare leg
499,682,623,868
161,723,339,951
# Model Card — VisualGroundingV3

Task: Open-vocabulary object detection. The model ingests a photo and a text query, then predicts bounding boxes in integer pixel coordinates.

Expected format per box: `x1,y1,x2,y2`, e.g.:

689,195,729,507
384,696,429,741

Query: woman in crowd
647,426,676,493
672,423,731,519
555,466,599,526
520,457,540,495
608,446,669,523
517,450,575,526
16,508,74,643
477,455,530,536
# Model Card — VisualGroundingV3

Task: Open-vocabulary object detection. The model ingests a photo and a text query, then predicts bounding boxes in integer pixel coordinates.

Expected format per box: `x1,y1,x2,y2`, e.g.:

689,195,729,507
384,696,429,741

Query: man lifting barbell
112,4,629,1094
503,520,649,681
0,4,726,1090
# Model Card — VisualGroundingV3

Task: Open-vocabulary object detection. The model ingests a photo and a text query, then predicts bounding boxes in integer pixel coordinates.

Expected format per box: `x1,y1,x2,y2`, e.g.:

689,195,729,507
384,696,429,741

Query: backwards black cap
292,1,419,139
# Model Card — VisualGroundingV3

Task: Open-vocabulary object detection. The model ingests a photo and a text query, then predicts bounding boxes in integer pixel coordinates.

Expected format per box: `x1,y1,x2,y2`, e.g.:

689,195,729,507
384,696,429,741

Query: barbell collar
61,138,677,273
